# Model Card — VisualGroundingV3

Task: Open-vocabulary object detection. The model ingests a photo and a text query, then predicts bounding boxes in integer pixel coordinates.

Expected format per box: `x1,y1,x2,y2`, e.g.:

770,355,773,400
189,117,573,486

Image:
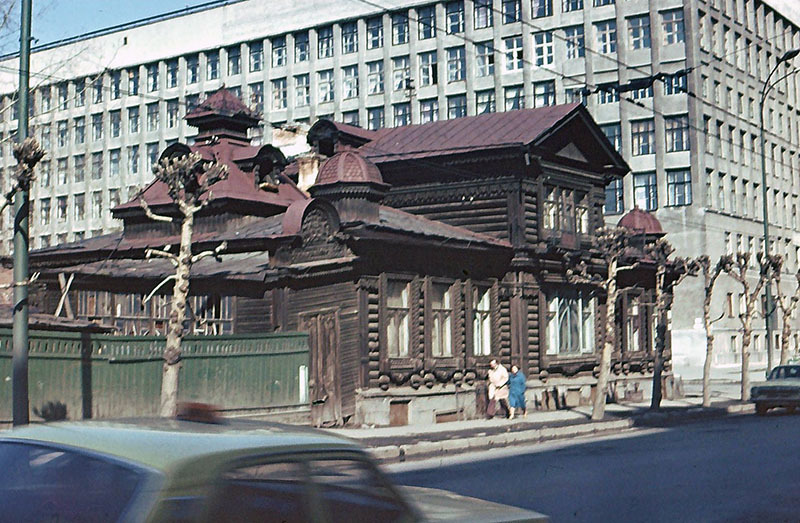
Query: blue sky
1,0,214,53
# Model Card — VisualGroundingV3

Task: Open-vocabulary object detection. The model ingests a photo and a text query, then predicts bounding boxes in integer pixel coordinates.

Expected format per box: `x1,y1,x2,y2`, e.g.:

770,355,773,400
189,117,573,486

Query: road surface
389,412,800,522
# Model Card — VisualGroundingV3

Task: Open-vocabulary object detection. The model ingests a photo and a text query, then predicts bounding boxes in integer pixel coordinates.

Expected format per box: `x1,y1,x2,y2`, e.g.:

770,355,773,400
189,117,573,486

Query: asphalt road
388,412,800,523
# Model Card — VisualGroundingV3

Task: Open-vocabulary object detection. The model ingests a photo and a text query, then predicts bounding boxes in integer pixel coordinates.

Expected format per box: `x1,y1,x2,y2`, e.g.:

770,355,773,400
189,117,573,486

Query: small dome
618,208,663,235
315,151,384,186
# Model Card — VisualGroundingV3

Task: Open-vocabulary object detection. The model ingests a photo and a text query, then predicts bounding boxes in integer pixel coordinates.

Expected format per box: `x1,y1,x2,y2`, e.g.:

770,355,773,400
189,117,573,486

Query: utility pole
12,0,33,426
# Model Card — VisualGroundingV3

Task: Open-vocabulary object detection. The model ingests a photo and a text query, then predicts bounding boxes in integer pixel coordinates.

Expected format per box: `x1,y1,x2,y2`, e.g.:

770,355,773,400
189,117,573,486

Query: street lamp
760,48,800,376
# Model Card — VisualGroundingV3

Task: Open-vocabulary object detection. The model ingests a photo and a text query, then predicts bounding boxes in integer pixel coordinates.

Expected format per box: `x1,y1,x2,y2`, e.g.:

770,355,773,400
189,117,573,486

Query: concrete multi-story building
0,0,798,367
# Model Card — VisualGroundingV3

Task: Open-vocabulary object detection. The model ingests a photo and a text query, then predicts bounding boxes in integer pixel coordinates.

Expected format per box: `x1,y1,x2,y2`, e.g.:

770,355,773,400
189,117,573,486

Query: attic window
254,163,279,192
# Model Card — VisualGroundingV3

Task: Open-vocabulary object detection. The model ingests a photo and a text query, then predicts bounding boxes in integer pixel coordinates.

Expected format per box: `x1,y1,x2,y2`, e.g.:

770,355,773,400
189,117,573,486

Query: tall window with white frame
531,0,552,18
418,6,436,39
472,287,492,356
631,119,655,156
595,20,617,54
318,26,333,58
419,51,438,86
206,51,219,80
447,46,466,82
294,33,309,63
249,42,263,72
394,103,411,126
505,85,524,110
564,26,585,59
532,31,553,66
665,115,690,152
367,17,384,49
392,56,410,90
386,281,411,358
600,122,622,153
272,36,287,66
446,1,464,34
502,0,520,23
447,95,467,119
227,46,241,76
474,0,493,29
342,22,358,54
633,172,658,211
420,99,439,123
392,12,409,44
430,283,454,357
272,78,287,110
533,80,555,107
367,61,384,94
367,107,385,130
546,289,595,357
666,169,692,206
186,56,198,84
563,0,583,12
504,36,524,71
318,70,334,103
662,9,685,45
604,178,624,214
476,42,495,76
628,15,651,49
343,66,359,99
295,74,310,107
476,90,496,114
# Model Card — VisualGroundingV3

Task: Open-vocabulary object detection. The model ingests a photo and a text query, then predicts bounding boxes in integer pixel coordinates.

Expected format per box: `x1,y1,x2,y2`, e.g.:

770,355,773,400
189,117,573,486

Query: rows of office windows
701,114,800,188
603,168,692,215
0,2,689,127
722,231,800,274
706,166,799,230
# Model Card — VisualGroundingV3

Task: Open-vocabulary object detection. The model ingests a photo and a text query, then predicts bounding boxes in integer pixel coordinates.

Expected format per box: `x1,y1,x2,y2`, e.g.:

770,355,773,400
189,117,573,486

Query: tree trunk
741,320,751,402
780,316,791,366
650,271,667,410
159,212,194,417
592,260,616,421
702,294,714,407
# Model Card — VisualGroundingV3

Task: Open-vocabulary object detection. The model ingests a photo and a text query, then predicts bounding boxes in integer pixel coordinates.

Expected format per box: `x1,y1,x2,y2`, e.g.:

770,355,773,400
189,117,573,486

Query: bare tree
769,256,800,366
140,152,228,417
645,238,698,410
721,253,777,401
697,255,726,407
5,136,45,212
567,227,637,421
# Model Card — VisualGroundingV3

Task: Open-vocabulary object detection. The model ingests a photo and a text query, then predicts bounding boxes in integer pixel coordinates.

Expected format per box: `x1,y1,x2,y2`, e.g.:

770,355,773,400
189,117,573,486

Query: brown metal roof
361,104,581,163
185,87,259,121
114,138,306,213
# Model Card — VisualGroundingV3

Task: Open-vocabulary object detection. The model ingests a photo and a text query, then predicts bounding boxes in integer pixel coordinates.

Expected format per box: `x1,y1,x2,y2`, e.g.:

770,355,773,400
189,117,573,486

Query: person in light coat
487,359,510,418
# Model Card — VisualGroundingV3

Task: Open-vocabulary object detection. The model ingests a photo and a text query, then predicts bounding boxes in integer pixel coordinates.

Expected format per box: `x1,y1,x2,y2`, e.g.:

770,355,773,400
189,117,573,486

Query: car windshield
768,366,800,380
0,441,146,522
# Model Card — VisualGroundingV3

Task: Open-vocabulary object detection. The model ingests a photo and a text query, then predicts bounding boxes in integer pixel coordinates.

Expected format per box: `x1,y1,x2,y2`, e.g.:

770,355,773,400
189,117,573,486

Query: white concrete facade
0,0,798,368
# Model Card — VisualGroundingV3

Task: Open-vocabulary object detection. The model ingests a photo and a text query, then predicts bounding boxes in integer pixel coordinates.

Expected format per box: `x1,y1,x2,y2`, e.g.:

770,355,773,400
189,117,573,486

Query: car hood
399,486,549,523
752,378,800,388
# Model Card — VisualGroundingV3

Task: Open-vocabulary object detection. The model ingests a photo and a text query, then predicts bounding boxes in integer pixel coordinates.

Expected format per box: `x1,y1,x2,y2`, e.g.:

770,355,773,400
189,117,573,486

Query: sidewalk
326,388,755,463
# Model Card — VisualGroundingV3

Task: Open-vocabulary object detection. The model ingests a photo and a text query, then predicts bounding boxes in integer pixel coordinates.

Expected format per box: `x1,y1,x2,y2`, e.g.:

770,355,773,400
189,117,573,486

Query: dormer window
542,186,590,235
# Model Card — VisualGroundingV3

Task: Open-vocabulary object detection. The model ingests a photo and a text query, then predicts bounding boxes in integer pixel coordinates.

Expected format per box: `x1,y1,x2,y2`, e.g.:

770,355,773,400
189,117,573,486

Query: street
388,413,800,522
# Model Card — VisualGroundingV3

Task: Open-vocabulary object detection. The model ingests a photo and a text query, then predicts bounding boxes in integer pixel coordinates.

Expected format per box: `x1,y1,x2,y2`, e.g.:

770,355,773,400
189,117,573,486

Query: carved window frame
424,277,460,368
540,285,597,367
379,273,417,371
465,279,498,369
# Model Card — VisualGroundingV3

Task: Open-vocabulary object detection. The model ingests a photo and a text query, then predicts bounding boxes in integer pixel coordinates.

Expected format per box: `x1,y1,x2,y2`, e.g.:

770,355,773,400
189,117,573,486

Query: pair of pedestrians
487,359,526,419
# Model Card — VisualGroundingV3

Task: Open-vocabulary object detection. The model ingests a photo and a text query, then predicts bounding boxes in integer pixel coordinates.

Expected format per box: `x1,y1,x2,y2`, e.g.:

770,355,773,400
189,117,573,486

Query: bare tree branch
143,275,177,304
191,241,227,264
145,247,179,267
140,198,173,223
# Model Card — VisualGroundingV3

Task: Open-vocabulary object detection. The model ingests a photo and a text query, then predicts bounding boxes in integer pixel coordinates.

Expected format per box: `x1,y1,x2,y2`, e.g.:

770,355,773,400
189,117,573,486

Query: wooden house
30,89,673,426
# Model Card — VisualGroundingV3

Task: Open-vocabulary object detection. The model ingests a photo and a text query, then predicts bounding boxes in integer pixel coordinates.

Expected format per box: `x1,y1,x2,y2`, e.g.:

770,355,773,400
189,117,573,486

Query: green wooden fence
0,329,309,423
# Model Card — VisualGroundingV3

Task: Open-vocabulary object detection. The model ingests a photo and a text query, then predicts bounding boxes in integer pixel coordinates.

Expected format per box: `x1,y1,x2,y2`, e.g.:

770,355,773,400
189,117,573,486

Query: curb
367,403,754,463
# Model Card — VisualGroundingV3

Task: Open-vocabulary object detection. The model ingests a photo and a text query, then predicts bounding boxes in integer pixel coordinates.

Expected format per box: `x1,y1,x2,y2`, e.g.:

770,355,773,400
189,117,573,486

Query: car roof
1,418,362,474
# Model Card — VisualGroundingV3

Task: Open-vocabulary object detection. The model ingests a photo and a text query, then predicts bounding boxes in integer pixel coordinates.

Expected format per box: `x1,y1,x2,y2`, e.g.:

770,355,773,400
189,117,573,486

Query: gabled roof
360,104,583,163
113,139,306,215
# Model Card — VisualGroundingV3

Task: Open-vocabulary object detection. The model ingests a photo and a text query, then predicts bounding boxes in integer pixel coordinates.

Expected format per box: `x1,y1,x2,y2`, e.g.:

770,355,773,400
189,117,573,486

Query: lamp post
760,48,800,377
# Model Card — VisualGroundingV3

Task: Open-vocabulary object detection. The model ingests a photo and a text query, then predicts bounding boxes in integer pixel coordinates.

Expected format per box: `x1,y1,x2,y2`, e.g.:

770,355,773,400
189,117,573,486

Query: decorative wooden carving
290,208,352,264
